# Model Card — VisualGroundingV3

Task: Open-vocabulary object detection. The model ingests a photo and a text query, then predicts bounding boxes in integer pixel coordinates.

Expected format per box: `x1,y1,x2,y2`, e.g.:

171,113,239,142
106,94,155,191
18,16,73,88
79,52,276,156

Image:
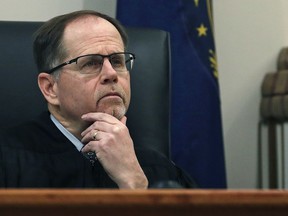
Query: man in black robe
0,10,195,189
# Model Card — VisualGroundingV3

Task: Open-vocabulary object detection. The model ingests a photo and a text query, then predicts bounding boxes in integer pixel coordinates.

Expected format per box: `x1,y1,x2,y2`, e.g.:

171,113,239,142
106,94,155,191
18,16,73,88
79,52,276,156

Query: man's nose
100,58,118,84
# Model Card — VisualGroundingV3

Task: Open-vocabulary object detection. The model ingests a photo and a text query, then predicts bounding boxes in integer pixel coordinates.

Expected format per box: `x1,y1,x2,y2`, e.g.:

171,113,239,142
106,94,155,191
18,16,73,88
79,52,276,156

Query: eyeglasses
46,52,136,74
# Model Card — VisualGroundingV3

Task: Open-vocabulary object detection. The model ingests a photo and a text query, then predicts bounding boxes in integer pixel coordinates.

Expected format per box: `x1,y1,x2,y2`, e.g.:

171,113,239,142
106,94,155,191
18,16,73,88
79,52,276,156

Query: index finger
81,112,118,124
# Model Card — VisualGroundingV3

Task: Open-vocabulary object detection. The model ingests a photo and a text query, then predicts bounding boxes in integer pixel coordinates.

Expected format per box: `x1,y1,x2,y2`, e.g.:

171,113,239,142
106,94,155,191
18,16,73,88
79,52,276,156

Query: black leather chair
0,21,171,157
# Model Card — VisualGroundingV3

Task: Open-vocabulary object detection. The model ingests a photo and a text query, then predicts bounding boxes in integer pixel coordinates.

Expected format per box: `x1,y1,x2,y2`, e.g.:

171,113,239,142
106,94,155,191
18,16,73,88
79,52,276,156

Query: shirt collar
50,114,84,152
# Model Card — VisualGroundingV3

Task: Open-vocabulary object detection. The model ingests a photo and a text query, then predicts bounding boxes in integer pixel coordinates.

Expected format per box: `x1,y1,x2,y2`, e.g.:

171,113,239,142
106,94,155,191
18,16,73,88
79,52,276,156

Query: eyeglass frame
45,52,136,74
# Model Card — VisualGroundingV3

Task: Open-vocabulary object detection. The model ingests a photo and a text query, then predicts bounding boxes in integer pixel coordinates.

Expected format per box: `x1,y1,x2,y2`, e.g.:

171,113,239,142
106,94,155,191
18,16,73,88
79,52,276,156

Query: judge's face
51,16,131,123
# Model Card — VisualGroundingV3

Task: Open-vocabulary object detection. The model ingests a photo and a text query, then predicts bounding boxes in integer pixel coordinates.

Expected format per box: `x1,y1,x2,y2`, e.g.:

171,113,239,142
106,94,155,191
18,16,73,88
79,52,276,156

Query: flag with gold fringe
117,0,226,188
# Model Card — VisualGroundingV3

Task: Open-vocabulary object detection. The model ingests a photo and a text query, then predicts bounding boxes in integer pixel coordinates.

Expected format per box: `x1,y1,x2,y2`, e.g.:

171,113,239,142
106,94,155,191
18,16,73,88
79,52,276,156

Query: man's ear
38,72,59,105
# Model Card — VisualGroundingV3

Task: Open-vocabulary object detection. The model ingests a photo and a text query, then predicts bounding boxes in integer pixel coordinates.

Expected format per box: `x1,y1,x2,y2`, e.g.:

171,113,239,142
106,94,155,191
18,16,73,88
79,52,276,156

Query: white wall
0,0,82,21
1,0,288,189
214,0,288,188
0,0,116,21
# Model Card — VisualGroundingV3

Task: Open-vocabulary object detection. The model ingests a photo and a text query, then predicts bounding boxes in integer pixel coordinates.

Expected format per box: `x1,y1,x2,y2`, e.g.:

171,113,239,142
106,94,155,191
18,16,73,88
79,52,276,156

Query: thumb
120,116,127,125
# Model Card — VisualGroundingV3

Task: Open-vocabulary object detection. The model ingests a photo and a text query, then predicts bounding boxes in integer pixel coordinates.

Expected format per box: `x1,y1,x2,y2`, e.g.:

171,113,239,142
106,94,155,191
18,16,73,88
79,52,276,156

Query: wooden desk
0,189,288,216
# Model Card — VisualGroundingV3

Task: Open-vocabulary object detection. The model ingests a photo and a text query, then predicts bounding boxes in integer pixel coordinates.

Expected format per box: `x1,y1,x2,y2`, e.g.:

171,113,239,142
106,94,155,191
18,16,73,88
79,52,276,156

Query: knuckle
106,133,115,142
112,125,124,134
92,121,99,129
112,126,120,133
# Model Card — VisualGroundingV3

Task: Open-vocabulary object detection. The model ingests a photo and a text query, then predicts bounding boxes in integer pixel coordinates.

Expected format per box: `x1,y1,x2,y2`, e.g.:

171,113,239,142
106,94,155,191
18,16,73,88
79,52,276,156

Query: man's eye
82,60,101,68
112,58,125,67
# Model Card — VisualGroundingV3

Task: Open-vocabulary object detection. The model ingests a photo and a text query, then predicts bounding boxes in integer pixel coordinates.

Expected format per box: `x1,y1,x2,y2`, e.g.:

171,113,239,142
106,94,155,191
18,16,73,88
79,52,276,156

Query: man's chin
98,106,126,120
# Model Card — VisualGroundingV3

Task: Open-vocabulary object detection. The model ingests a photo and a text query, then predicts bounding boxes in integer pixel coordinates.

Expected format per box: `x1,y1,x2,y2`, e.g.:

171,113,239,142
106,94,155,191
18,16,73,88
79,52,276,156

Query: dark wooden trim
1,189,288,216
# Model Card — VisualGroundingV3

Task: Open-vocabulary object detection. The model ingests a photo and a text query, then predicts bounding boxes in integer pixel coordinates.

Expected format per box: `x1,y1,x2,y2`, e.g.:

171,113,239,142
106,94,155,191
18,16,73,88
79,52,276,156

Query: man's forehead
65,15,112,32
62,15,124,56
63,16,121,41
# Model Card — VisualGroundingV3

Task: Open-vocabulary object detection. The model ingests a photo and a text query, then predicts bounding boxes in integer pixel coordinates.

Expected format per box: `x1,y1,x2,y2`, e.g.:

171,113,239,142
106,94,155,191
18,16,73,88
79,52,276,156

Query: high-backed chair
0,21,171,157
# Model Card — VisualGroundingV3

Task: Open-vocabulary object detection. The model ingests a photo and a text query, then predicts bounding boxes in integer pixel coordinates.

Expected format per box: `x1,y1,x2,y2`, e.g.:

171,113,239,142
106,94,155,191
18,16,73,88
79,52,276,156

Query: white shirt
50,114,96,162
50,114,83,151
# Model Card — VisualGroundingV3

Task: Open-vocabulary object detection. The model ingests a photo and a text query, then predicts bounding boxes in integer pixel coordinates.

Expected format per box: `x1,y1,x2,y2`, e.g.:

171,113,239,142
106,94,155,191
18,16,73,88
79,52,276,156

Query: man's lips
99,92,123,101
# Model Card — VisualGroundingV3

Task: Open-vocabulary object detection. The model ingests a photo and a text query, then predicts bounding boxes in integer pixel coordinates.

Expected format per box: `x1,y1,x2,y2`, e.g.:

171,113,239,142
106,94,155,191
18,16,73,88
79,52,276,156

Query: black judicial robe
0,112,195,188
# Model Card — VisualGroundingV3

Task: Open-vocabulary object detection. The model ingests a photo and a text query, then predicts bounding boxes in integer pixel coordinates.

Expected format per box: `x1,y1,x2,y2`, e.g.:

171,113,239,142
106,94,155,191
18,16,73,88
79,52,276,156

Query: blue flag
117,0,226,188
